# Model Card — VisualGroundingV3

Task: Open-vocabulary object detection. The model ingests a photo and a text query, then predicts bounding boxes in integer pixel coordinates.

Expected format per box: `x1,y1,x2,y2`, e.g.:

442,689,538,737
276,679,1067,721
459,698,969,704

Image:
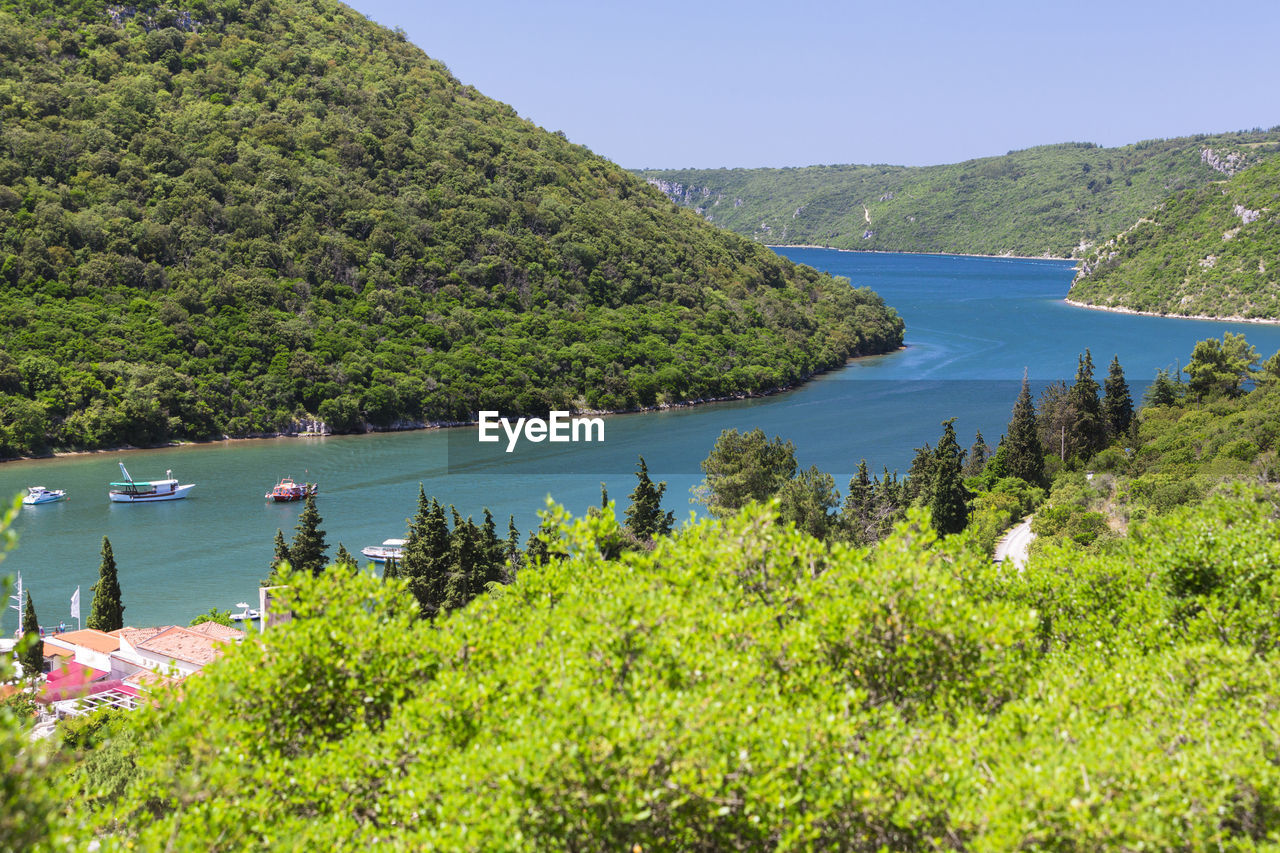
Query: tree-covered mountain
1068,156,1280,320
639,133,1280,257
0,0,903,458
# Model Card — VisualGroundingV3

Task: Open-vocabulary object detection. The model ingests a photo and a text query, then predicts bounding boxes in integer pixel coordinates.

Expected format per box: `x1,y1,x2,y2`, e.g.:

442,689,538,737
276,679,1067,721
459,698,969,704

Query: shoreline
767,244,1076,262
1063,298,1280,326
6,345,908,464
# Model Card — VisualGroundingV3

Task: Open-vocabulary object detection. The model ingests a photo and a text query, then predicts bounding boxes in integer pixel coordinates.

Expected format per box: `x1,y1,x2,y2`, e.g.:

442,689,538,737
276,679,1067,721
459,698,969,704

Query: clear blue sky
346,0,1280,170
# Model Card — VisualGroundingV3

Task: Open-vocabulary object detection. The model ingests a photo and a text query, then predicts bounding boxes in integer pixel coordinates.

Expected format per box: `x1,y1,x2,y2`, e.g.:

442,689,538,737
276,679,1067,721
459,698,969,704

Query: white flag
70,586,80,620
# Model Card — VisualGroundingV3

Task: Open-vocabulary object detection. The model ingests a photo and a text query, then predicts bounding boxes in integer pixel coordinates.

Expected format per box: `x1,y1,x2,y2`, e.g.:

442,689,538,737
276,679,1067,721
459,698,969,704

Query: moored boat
230,602,260,622
360,538,405,564
22,486,66,505
109,463,195,503
265,477,318,502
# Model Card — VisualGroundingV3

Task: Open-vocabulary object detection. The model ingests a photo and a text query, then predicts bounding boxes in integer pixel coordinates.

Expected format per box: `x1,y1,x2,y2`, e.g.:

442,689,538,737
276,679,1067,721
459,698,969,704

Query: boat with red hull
265,478,318,502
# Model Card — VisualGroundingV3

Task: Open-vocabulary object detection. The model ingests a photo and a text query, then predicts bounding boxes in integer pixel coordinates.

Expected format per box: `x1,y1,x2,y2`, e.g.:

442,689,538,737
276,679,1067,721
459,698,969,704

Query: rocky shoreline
1063,298,1280,326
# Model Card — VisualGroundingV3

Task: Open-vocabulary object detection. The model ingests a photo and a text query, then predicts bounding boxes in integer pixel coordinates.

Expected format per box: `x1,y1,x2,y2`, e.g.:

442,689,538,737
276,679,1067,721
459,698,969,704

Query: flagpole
8,573,21,636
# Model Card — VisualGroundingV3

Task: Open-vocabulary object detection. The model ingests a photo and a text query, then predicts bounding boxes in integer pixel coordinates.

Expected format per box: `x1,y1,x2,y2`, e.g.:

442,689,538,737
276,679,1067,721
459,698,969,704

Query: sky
346,0,1280,170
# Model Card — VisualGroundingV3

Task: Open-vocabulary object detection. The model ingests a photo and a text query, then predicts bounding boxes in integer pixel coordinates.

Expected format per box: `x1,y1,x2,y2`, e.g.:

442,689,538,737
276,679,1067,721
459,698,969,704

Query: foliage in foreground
0,0,903,458
17,489,1278,849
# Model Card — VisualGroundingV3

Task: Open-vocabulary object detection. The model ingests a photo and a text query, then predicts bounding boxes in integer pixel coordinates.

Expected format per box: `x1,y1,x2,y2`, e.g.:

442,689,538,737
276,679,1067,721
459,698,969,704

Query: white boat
108,463,195,503
360,538,405,564
230,602,260,622
22,486,66,505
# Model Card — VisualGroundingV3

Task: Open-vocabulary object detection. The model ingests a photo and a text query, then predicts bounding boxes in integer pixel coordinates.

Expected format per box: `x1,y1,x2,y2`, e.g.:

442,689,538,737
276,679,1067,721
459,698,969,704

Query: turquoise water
5,249,1280,631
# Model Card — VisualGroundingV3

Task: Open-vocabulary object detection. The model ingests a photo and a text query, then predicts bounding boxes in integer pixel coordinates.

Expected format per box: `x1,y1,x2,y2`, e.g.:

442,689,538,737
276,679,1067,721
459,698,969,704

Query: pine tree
18,591,42,678
1101,355,1133,439
334,542,355,568
1144,368,1184,407
624,456,674,540
480,509,504,584
777,465,840,540
444,512,479,611
841,459,874,543
1068,349,1105,456
1005,372,1047,487
289,491,328,576
929,418,970,535
87,536,124,632
962,431,989,478
401,491,452,618
905,442,935,502
698,428,797,517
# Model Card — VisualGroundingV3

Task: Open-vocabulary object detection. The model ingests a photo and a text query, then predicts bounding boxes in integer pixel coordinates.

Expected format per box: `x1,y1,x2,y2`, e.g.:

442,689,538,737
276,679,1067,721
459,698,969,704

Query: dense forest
0,0,903,459
640,133,1280,257
9,336,1280,847
1069,156,1280,320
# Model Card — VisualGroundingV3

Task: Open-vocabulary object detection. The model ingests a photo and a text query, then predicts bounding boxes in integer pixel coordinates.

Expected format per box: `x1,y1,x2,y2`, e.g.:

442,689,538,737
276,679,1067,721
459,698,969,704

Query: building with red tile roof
185,621,245,643
135,626,225,674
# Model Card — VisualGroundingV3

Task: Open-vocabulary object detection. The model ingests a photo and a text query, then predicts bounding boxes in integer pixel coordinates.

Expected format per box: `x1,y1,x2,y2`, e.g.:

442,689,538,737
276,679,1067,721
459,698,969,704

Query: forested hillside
0,0,902,458
1069,156,1280,319
640,133,1280,257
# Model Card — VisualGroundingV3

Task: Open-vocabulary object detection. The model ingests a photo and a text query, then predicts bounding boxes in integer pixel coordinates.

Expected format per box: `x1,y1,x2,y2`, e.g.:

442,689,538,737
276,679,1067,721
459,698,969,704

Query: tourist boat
265,477,318,502
360,538,405,564
230,602,260,623
22,486,66,505
108,463,195,503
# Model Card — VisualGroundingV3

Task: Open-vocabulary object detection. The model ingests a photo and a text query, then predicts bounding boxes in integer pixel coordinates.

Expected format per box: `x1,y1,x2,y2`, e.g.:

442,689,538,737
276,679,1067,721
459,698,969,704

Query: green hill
639,134,1280,257
0,0,902,458
1068,157,1280,319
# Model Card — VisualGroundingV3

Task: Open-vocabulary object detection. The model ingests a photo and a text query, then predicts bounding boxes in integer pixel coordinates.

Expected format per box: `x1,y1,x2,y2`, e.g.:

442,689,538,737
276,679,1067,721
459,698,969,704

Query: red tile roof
49,629,120,654
136,626,224,666
185,621,245,643
111,626,166,647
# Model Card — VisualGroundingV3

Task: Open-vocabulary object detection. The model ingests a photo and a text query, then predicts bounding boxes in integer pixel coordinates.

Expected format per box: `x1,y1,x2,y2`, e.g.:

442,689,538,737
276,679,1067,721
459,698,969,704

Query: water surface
5,250,1279,630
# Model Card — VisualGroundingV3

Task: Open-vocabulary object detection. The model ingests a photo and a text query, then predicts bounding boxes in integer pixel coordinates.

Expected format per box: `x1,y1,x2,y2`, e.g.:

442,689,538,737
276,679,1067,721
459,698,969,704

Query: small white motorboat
23,486,66,505
360,538,405,564
229,602,260,622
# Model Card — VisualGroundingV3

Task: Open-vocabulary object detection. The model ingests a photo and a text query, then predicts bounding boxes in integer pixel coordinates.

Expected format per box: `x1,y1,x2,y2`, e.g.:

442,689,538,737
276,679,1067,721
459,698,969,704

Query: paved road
993,515,1035,569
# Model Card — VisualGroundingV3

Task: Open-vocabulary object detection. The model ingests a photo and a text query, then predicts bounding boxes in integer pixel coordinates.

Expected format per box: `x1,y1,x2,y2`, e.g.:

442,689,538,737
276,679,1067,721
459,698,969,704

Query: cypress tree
19,591,42,678
289,491,328,576
625,456,674,540
334,542,355,568
1101,354,1134,439
505,516,522,581
272,528,290,571
929,418,970,535
382,555,400,580
87,536,124,632
1005,373,1047,487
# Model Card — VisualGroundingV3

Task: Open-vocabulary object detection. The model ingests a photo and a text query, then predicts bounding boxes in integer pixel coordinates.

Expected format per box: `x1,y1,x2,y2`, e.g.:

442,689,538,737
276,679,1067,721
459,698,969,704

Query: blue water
5,249,1280,631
